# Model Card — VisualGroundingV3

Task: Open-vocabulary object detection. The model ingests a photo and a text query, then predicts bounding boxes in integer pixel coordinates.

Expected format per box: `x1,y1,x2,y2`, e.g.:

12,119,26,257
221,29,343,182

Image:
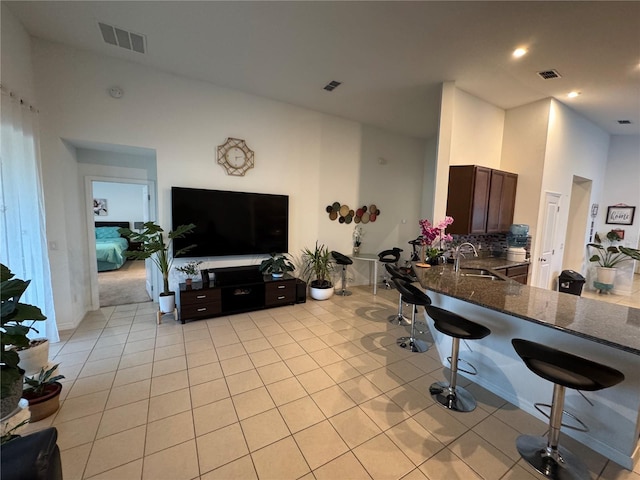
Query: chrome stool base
396,336,429,353
516,435,589,480
387,313,411,325
429,381,477,412
336,290,352,296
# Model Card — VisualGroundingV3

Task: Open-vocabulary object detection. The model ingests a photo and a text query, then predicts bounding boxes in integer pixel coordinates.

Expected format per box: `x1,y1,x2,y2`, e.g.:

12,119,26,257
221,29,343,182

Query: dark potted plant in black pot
259,253,295,278
119,222,196,317
301,242,334,300
1,264,47,418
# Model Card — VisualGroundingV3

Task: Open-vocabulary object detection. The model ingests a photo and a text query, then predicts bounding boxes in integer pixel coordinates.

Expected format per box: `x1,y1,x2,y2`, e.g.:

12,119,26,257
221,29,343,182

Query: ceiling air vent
537,69,561,80
323,80,342,92
98,22,146,54
617,120,632,125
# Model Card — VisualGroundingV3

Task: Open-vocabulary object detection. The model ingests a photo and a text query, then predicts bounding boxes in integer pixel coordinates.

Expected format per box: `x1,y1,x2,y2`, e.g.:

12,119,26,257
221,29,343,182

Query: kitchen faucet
454,242,478,273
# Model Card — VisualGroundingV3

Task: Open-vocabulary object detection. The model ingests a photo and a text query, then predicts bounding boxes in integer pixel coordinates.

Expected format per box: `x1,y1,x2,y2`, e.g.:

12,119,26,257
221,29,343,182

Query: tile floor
23,285,639,480
581,273,640,309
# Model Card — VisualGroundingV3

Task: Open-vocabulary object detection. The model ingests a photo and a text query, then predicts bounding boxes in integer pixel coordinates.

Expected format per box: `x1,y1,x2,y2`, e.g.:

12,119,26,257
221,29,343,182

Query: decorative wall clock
217,138,255,176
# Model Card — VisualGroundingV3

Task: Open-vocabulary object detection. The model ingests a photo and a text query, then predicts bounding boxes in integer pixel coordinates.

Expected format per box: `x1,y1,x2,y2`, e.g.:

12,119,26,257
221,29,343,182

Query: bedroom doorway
88,178,156,308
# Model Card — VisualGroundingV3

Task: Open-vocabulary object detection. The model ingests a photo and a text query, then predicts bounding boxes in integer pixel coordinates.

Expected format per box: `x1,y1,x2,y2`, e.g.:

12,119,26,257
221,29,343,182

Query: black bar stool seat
393,278,431,353
385,263,416,325
378,247,402,288
512,339,624,480
331,251,353,296
426,305,490,412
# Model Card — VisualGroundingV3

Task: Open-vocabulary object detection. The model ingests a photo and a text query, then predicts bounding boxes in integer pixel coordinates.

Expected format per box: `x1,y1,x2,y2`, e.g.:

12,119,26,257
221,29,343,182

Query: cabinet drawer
181,301,221,319
265,281,295,306
506,265,529,277
181,289,221,306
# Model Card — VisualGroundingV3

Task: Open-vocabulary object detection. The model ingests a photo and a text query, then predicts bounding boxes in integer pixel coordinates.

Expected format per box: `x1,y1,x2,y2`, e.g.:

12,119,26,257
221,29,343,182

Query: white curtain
0,87,59,343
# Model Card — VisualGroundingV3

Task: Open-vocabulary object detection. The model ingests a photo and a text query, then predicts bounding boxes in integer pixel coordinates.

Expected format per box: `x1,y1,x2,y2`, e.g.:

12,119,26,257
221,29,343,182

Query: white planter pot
596,267,617,285
309,285,334,301
18,339,50,376
159,293,176,313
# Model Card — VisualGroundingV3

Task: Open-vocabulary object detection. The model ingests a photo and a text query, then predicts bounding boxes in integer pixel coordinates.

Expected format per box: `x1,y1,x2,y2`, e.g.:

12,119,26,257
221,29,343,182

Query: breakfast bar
411,262,640,469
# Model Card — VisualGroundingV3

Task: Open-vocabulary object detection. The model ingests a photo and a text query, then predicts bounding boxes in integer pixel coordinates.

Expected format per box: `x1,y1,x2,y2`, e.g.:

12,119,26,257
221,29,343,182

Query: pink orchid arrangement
419,216,454,255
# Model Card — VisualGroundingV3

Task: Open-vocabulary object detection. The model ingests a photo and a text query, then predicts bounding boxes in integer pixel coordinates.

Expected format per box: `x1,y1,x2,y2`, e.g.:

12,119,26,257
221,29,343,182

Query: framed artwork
605,205,635,225
93,198,108,216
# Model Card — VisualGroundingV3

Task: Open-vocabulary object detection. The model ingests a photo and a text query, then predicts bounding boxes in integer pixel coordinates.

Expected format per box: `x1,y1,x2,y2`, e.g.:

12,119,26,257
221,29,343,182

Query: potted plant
419,216,454,265
119,222,196,314
301,242,334,300
1,264,48,418
259,253,295,278
176,260,203,286
22,364,65,422
587,230,640,285
352,226,364,256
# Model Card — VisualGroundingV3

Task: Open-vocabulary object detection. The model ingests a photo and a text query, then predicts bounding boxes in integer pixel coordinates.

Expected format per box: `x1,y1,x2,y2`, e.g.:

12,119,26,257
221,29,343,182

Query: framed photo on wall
93,198,108,216
605,205,635,225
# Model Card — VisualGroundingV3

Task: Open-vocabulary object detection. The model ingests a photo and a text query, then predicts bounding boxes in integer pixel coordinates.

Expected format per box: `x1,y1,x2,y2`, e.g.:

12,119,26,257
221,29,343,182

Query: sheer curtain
0,86,59,343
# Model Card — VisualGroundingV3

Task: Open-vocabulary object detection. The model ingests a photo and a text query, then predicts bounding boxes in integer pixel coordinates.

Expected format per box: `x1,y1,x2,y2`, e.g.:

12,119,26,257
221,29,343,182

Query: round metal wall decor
217,137,255,176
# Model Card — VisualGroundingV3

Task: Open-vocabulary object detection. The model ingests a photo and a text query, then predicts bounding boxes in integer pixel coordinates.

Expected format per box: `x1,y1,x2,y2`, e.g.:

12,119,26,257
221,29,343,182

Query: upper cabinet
446,165,518,235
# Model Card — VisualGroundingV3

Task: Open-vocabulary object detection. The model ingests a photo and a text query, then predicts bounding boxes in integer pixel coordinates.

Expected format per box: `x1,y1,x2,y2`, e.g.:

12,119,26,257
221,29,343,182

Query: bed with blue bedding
95,222,130,272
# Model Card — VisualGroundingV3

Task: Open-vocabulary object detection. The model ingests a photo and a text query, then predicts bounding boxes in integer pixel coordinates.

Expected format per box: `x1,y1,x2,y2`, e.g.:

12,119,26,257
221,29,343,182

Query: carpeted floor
98,260,151,307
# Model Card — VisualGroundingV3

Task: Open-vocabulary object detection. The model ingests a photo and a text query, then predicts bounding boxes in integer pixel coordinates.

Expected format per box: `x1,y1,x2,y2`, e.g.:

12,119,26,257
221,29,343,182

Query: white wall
92,182,145,225
30,39,427,328
538,99,610,288
0,3,35,101
598,135,640,290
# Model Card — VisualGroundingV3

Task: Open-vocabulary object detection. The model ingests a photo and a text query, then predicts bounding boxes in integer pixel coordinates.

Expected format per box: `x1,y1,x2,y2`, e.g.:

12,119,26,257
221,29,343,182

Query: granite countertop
412,262,640,355
456,256,530,270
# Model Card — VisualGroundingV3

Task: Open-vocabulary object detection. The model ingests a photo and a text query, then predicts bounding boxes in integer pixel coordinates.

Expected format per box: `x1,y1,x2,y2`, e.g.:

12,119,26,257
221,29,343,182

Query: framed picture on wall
605,205,635,225
93,198,108,216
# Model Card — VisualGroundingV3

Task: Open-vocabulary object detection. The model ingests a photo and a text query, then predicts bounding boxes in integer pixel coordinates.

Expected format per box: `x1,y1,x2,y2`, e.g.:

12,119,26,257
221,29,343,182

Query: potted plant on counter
1,264,48,418
119,222,196,318
259,253,295,278
587,230,640,286
301,242,334,300
176,260,203,286
22,364,65,422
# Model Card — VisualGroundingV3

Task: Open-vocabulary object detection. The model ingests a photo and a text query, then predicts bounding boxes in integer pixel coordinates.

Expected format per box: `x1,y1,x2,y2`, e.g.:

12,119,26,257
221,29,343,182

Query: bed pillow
95,226,123,239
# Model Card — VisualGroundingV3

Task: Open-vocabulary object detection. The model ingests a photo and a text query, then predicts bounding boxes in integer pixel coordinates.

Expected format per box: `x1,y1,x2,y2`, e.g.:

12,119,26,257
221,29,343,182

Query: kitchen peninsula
412,262,640,469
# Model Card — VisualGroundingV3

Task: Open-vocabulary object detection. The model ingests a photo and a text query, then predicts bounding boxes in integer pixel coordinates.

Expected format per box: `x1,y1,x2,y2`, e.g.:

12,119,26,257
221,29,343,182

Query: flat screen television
171,187,289,257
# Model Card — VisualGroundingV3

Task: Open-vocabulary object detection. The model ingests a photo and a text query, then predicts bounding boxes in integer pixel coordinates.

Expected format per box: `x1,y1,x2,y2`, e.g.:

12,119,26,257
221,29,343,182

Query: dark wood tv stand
178,265,296,323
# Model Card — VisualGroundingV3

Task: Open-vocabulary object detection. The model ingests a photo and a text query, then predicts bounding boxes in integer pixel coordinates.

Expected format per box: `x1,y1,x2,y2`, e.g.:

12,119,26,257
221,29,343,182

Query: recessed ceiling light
567,91,581,98
512,48,527,58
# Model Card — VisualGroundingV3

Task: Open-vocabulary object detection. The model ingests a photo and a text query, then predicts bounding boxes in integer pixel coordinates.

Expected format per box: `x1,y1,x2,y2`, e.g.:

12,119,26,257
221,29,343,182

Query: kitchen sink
459,268,505,281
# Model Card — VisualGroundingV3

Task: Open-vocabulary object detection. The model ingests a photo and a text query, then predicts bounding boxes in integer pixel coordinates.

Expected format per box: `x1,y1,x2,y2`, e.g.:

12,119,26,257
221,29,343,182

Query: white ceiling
6,1,640,139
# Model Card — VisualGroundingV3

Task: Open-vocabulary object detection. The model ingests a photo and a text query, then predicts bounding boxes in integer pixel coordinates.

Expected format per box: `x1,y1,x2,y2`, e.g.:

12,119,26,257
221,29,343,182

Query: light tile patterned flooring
581,273,640,309
24,286,639,480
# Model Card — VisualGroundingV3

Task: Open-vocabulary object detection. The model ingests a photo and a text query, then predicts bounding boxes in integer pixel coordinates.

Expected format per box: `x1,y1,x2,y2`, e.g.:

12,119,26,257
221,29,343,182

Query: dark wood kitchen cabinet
446,165,517,235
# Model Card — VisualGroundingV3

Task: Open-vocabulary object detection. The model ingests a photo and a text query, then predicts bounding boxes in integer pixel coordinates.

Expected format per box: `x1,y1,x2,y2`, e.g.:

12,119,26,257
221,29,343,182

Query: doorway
533,192,561,290
92,180,152,307
562,176,592,272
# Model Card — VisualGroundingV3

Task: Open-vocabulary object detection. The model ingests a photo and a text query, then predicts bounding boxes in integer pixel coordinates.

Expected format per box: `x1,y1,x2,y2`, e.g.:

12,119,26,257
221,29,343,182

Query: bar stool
378,247,402,288
384,263,415,325
331,251,353,296
511,339,625,480
426,305,491,412
393,278,431,353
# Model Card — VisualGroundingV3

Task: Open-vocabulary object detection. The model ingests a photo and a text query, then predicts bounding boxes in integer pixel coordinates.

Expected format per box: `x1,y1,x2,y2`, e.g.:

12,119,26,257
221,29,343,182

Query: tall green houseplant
1,264,47,417
119,222,196,295
587,230,640,268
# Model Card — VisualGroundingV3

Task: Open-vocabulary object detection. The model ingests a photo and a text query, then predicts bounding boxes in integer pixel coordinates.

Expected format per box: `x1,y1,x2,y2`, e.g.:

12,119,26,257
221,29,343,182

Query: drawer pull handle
277,295,285,300
197,308,207,312
196,295,207,299
277,285,286,289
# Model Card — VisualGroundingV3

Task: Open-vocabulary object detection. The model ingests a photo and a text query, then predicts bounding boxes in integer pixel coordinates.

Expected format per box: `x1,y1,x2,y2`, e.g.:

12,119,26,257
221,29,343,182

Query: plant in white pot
119,222,196,316
301,242,334,300
587,230,640,286
259,253,295,278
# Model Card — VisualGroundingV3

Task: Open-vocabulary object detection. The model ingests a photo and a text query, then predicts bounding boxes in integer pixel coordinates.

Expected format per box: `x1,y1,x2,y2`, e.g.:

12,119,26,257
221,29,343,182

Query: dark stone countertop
411,262,640,356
